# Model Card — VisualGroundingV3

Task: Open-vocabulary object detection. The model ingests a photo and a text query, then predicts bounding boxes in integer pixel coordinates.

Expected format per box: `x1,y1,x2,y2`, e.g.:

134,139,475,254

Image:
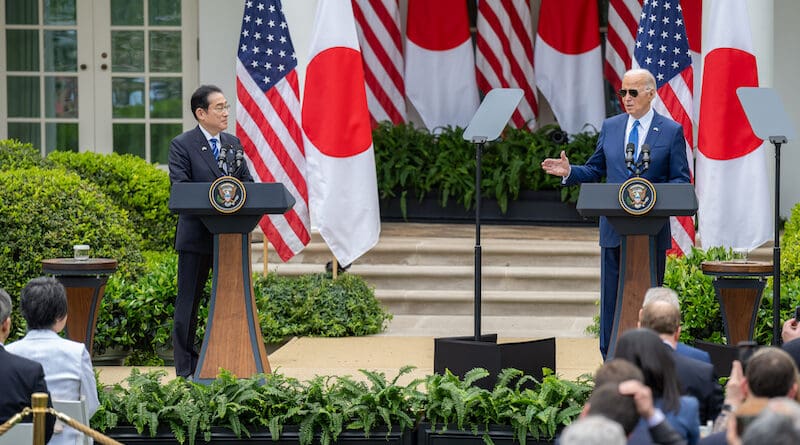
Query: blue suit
564,111,691,357
676,342,711,364
168,126,254,377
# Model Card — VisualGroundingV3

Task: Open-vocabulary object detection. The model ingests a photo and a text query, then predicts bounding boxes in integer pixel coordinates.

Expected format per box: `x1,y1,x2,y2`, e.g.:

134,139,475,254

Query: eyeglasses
617,89,640,98
208,104,231,113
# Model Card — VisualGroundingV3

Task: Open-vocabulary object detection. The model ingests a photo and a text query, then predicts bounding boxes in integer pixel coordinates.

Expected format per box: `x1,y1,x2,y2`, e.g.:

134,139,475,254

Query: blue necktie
629,120,640,160
210,138,219,159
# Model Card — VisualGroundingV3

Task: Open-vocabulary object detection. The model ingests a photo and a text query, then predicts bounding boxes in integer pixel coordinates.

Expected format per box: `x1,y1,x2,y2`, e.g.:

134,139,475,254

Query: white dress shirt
7,329,99,445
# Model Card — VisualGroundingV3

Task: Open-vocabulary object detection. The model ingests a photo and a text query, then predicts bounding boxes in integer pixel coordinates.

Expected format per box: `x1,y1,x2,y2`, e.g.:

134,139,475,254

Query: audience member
780,316,800,369
0,288,55,442
615,328,700,444
700,347,799,444
6,277,99,445
639,300,723,423
587,358,687,444
561,414,627,445
640,287,711,363
737,397,800,445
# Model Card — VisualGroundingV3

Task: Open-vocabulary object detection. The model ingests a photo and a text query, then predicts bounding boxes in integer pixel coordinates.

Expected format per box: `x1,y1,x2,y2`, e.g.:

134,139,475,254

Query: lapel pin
653,127,660,132
201,146,207,151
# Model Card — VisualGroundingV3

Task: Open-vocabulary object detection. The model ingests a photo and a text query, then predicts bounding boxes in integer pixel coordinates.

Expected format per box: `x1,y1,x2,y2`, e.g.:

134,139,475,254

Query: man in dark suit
541,69,691,358
168,85,254,379
640,287,711,364
639,299,723,424
0,288,55,441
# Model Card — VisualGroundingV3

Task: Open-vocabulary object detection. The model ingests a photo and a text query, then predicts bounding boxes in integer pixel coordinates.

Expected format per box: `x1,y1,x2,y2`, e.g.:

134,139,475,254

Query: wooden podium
169,181,294,383
577,183,697,357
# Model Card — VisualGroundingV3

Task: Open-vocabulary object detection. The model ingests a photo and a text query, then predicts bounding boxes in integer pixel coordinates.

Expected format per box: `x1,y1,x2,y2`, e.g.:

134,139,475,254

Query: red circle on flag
302,47,372,158
406,0,470,51
536,0,600,55
698,48,762,160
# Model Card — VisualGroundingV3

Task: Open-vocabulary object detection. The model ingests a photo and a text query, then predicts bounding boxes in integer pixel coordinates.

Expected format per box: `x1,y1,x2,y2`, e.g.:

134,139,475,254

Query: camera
794,305,800,322
737,340,759,374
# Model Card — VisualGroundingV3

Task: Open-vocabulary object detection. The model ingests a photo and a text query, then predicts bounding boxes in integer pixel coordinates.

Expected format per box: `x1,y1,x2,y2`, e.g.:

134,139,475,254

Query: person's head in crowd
0,288,12,343
639,300,682,342
594,358,645,387
560,414,626,445
20,276,68,332
642,286,680,309
584,383,640,435
613,328,682,413
739,397,800,445
744,347,798,399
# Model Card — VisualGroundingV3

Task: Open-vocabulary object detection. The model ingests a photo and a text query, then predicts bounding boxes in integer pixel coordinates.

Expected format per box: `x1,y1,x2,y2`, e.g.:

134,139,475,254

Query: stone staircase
250,223,601,339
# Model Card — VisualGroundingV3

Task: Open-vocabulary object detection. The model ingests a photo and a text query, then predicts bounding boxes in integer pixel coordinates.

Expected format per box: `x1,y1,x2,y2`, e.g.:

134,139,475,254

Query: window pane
149,31,181,72
111,31,145,72
149,0,180,26
112,77,145,118
150,77,182,118
113,124,146,158
8,122,41,149
45,123,78,153
44,30,78,72
45,76,78,118
151,123,182,164
44,0,76,25
6,0,37,25
110,0,144,25
8,76,40,118
6,30,39,71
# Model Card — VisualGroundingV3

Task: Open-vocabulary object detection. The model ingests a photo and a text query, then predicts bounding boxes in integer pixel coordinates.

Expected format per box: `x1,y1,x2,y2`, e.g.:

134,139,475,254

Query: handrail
0,392,124,445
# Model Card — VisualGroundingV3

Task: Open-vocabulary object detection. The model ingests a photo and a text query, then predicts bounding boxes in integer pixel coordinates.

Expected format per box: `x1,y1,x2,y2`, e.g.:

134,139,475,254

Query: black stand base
433,335,556,389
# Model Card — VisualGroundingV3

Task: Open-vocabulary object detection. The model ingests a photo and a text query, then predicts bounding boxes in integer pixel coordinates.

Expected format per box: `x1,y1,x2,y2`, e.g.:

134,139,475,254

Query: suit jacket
676,342,711,364
673,350,724,424
0,344,55,442
564,111,691,249
168,126,254,254
6,330,99,445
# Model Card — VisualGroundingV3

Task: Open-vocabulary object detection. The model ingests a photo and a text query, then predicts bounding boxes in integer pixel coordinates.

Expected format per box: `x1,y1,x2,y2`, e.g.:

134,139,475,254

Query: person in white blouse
6,276,99,445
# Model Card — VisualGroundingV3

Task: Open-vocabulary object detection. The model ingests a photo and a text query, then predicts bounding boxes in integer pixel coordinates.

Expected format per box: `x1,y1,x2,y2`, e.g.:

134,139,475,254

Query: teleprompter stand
169,182,294,383
433,89,555,389
737,87,796,345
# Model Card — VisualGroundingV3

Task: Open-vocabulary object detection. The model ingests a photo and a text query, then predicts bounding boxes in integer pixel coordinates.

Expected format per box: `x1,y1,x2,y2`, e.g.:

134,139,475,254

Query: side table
42,258,118,356
701,260,773,345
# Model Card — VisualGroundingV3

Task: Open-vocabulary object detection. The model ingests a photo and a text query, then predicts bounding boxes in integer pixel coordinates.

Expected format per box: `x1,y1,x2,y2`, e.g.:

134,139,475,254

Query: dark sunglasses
617,89,640,98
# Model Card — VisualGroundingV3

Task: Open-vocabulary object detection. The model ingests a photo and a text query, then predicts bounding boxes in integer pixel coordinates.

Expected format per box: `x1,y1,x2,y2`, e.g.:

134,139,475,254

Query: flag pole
262,233,268,277
332,257,339,279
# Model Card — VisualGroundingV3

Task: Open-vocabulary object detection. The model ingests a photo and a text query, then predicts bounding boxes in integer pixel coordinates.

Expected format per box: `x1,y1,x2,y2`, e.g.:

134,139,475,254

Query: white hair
560,415,626,445
624,68,657,91
642,286,680,309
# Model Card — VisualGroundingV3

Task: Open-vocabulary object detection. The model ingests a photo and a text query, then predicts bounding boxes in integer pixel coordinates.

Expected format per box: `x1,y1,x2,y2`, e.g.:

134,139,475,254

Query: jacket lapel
193,126,222,178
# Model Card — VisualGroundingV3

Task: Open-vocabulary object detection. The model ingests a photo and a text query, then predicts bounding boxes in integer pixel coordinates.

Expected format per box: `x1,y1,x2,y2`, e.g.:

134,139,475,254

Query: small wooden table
701,260,773,345
42,258,118,356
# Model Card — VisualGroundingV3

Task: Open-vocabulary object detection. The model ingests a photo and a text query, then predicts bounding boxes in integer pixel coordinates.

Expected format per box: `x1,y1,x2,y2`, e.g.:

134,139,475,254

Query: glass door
1,0,196,163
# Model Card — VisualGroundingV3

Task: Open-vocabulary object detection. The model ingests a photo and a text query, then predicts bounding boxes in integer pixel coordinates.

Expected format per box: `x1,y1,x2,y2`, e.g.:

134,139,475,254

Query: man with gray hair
641,286,710,363
0,288,55,441
560,415,626,445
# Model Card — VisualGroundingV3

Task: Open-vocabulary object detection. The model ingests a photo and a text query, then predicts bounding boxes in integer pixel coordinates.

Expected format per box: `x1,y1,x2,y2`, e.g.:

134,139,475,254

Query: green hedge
48,151,176,251
0,139,51,170
0,166,144,338
372,123,598,216
96,250,391,364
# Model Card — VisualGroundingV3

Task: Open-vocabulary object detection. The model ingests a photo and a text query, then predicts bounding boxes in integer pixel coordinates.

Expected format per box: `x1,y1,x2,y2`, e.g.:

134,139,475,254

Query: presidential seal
209,176,247,214
618,177,656,216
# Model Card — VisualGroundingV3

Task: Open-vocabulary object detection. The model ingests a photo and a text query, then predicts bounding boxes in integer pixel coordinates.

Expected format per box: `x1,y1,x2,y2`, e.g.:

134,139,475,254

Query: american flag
235,0,310,261
475,0,537,130
352,0,406,127
634,0,696,256
604,0,642,92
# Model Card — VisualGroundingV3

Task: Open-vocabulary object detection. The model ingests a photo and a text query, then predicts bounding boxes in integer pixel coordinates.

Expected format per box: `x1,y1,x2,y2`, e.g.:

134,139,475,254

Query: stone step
375,289,598,317
257,263,599,293
253,236,601,268
380,314,595,338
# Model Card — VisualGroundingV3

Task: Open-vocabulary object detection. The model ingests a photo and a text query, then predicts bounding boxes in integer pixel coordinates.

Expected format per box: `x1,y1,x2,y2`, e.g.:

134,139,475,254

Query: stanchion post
32,392,48,445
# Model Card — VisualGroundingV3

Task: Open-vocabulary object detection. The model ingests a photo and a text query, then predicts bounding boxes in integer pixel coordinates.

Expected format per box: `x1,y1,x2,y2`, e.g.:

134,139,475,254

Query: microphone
234,146,245,178
641,143,651,173
625,142,635,171
218,144,230,173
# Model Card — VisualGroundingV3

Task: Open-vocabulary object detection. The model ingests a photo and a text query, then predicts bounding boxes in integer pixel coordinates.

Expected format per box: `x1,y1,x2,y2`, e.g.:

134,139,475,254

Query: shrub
48,151,176,251
0,138,51,170
0,167,144,339
254,273,392,343
372,123,598,217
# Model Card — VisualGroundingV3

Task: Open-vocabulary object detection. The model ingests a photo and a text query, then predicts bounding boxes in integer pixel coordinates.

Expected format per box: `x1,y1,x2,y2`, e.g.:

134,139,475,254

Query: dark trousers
600,246,667,359
173,250,212,377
